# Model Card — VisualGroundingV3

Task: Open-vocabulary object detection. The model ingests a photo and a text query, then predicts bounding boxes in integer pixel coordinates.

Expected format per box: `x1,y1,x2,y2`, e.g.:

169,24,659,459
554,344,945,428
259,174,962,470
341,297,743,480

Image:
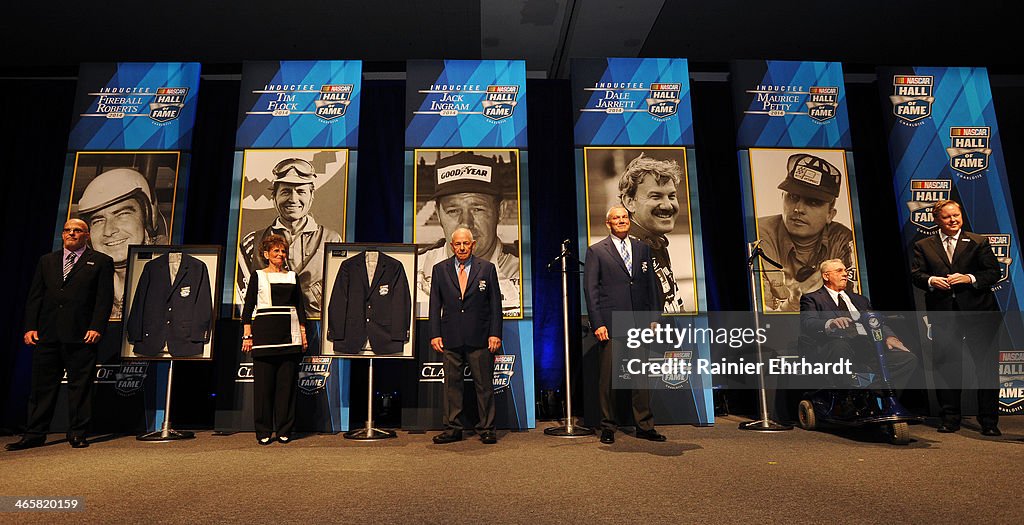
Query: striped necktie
63,252,76,281
618,239,632,276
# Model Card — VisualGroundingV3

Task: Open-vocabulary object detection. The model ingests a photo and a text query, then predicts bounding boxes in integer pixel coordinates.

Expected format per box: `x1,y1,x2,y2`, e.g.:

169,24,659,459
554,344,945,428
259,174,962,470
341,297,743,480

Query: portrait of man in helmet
235,150,348,319
750,149,859,312
69,153,178,319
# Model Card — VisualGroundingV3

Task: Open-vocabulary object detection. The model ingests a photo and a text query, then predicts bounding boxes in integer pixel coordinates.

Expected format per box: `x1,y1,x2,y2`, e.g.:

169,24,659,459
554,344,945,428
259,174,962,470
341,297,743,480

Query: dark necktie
63,252,76,281
836,293,850,312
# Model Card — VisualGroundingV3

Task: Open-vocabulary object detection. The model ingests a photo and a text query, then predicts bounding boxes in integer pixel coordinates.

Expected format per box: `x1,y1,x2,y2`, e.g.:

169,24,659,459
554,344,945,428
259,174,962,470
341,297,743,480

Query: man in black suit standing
800,259,917,390
7,218,114,450
911,200,1002,436
584,206,666,444
429,228,502,444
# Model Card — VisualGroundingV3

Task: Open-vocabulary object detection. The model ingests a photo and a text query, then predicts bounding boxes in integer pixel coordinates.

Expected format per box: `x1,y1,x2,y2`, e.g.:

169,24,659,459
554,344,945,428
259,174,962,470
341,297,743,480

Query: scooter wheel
797,400,816,430
888,422,910,445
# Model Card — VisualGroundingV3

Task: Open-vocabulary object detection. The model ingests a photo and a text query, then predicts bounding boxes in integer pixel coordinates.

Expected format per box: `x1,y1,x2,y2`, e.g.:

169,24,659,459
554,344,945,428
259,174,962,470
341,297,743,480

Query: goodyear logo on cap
891,75,934,124
806,86,838,122
646,83,680,119
792,165,823,186
947,127,991,178
149,87,188,123
437,163,492,185
907,179,951,232
315,84,353,121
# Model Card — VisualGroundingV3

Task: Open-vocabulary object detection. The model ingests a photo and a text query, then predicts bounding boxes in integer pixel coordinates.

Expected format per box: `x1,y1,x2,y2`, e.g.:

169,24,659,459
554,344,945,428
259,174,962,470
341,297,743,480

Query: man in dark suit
327,250,411,355
126,252,213,357
911,200,1002,435
584,206,666,444
429,228,502,444
800,259,917,390
7,219,114,451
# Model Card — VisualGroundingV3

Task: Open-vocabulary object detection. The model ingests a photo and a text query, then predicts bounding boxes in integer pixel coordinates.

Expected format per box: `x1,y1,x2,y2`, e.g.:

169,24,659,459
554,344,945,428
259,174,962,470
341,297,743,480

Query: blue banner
571,58,712,426
878,66,1024,415
405,60,528,148
68,62,201,151
235,60,362,148
731,60,869,314
404,60,534,430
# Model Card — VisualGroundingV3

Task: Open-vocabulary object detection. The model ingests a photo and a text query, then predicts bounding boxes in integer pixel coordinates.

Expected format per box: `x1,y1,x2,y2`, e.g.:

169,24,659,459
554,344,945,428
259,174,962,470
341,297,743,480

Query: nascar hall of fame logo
482,85,519,122
805,86,838,122
646,83,681,119
890,75,934,125
493,354,516,393
984,233,1013,288
998,351,1024,414
314,84,353,121
115,361,149,396
149,87,189,123
661,351,692,389
906,179,951,234
946,127,991,179
298,357,332,395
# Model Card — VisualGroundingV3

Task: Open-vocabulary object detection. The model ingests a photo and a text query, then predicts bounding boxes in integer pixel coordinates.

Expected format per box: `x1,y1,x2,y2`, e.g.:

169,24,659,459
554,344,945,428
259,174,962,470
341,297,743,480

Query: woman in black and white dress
241,234,308,445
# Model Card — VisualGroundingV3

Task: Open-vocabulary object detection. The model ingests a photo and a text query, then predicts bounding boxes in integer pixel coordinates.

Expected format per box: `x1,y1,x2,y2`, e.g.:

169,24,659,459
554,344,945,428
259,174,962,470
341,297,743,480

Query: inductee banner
731,60,868,314
68,62,201,151
878,66,1024,414
235,60,362,148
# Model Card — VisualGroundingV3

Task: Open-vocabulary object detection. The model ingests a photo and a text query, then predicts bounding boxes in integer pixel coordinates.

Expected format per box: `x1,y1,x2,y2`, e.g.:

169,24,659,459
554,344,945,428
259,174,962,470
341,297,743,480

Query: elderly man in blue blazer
584,206,666,444
429,228,503,444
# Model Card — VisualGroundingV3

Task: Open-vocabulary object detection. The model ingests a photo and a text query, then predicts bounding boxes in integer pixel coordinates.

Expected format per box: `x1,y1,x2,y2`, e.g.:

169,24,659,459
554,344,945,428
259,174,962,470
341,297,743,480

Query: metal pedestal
138,361,196,441
344,359,397,440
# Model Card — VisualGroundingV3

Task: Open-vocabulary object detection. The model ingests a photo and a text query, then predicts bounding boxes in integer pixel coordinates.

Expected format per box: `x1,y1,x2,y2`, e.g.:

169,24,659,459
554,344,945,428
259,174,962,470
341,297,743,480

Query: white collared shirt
823,286,867,335
611,235,632,268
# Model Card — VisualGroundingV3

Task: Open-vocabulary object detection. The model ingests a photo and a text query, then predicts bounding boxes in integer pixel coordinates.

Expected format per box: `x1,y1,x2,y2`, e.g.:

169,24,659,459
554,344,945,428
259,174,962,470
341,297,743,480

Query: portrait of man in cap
585,148,696,314
70,153,177,319
752,150,857,312
236,150,347,319
414,150,522,318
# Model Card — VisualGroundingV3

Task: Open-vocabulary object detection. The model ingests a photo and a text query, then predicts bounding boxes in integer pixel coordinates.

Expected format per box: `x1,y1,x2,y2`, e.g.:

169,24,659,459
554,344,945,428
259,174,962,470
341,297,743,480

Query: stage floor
2,416,1022,523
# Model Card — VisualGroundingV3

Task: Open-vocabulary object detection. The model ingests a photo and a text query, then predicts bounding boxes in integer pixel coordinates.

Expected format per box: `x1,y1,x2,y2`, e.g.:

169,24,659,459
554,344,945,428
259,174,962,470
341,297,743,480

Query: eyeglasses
63,228,87,234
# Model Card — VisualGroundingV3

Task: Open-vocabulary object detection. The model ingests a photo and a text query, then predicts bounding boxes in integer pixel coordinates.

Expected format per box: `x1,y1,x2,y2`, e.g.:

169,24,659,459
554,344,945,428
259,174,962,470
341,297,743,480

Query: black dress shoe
981,427,1002,437
600,429,615,444
6,436,45,451
277,435,292,444
936,423,960,433
69,436,89,448
257,437,273,446
636,429,667,442
480,431,497,444
432,430,463,444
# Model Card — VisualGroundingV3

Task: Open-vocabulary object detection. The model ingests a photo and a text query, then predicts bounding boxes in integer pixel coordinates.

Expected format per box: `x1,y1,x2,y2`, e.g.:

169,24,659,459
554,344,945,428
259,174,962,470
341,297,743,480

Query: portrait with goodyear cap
414,150,522,318
752,150,856,312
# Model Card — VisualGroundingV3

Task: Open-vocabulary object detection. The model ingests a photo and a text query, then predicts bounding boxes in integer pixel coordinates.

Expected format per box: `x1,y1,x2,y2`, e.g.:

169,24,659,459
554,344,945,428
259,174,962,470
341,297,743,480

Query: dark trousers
253,352,301,439
817,338,919,390
443,345,495,432
930,311,1000,427
598,338,654,432
25,342,97,439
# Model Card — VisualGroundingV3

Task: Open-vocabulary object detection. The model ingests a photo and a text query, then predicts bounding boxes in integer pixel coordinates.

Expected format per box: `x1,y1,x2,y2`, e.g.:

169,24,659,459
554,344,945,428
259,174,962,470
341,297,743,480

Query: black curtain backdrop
2,75,1022,432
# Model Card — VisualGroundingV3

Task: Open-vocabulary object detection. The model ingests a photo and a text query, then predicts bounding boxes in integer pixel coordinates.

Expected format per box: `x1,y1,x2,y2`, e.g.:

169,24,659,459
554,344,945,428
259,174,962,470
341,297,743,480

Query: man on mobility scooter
796,258,923,444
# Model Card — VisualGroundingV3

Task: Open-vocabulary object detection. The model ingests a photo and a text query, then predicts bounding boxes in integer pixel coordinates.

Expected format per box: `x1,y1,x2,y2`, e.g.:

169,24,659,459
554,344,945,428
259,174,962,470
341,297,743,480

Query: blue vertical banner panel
68,62,201,151
403,60,534,430
731,60,869,315
878,66,1024,415
215,61,360,433
235,60,363,148
571,58,712,425
405,60,528,148
47,62,201,434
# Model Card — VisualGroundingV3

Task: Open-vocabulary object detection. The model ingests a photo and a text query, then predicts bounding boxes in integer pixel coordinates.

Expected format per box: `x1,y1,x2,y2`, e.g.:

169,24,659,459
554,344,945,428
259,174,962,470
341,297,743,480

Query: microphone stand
544,239,594,437
739,241,792,431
